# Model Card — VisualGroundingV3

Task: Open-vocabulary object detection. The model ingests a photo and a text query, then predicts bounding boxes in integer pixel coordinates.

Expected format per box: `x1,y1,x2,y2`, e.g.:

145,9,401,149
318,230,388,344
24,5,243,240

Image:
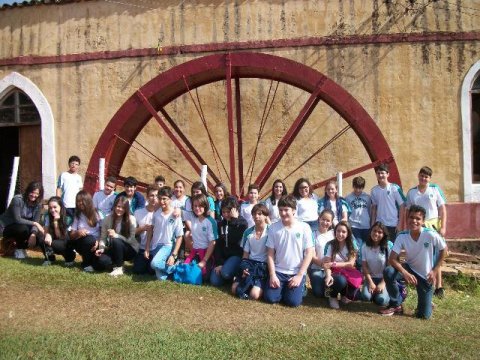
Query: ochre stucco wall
0,0,478,200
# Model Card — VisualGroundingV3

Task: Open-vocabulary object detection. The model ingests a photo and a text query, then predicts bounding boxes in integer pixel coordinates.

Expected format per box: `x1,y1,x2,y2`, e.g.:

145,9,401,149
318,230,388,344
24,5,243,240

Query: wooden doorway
0,89,42,212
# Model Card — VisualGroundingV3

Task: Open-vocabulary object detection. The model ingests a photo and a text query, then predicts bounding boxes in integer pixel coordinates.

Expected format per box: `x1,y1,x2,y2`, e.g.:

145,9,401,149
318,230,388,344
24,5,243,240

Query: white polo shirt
151,209,184,248
392,228,446,279
370,183,405,227
266,220,314,275
406,184,446,221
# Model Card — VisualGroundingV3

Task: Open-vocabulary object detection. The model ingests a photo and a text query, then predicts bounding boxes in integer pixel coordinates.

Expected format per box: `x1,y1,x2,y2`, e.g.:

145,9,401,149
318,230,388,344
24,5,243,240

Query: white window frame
461,61,480,202
0,72,57,197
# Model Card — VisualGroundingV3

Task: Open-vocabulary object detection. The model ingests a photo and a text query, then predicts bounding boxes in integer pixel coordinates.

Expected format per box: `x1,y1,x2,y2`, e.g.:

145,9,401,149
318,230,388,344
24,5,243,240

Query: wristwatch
171,254,178,260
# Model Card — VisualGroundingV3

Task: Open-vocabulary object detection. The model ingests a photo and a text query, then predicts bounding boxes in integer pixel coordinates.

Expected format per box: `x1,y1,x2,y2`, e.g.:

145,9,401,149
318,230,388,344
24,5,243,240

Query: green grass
0,256,479,359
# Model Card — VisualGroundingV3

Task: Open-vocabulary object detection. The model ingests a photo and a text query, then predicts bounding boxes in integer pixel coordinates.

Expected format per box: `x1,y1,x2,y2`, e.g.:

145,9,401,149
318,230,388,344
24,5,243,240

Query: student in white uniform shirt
264,195,314,307
92,176,117,219
406,166,448,298
264,179,287,224
381,205,447,319
370,163,406,242
292,178,319,232
132,185,159,275
240,184,260,228
308,209,335,298
149,186,184,281
57,155,83,218
360,221,393,307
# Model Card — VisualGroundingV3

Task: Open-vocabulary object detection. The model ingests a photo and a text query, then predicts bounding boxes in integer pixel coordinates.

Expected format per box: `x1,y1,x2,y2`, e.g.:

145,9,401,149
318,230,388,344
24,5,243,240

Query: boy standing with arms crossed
370,163,406,242
264,195,314,307
382,205,447,319
406,166,447,297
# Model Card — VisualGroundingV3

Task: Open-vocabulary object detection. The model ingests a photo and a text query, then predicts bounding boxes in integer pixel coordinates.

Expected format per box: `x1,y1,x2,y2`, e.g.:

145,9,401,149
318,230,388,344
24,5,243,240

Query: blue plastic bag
173,261,202,285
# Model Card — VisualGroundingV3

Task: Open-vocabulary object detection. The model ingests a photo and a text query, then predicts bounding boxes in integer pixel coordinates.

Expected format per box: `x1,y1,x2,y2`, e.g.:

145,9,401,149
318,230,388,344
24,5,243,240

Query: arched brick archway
85,52,399,195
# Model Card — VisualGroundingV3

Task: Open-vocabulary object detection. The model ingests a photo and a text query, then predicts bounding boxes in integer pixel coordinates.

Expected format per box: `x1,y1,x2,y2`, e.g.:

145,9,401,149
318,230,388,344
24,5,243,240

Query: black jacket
214,216,248,265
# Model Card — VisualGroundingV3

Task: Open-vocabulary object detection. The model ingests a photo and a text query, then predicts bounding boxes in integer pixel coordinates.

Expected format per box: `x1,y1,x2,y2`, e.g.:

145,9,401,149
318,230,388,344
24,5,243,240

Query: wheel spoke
159,107,221,185
135,89,214,190
254,81,325,189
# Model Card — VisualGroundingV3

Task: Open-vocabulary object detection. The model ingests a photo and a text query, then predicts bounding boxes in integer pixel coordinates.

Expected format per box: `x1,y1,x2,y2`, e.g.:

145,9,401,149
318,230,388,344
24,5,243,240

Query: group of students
0,156,447,319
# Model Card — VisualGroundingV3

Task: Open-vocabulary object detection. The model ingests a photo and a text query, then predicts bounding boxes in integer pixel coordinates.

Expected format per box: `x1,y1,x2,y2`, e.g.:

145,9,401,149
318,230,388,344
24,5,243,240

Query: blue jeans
352,228,369,248
308,268,326,297
329,273,348,297
384,264,433,319
150,244,174,281
264,272,306,307
210,256,242,287
305,220,319,232
361,277,390,306
133,245,161,275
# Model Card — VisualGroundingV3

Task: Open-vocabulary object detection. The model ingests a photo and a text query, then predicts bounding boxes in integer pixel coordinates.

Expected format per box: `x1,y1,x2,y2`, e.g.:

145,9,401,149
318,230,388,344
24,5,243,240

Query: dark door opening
0,127,19,213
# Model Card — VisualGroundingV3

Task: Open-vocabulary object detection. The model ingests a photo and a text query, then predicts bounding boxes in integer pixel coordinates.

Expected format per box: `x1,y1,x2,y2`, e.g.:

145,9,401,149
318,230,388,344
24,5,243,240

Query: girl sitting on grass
41,196,75,266
308,209,335,298
94,195,137,277
360,221,392,307
323,221,360,309
69,190,101,272
183,194,218,280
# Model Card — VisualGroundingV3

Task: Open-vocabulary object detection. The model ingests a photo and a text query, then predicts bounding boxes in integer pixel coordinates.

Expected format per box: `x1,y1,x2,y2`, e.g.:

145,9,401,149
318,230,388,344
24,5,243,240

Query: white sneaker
329,297,340,309
42,260,51,266
83,265,95,273
14,249,26,259
109,267,124,277
64,261,75,267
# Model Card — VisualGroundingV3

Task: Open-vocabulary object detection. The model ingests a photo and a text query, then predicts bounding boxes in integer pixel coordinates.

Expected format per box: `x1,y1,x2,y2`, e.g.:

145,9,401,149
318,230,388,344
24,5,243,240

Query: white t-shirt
295,195,319,222
361,241,393,278
92,190,116,218
311,229,334,270
151,209,184,248
183,196,215,222
240,202,256,228
264,197,281,223
406,184,446,221
370,183,405,227
134,207,155,250
266,220,314,275
242,225,268,263
70,213,100,238
392,228,446,279
172,195,189,210
325,242,356,263
57,172,83,208
345,192,371,229
190,216,218,249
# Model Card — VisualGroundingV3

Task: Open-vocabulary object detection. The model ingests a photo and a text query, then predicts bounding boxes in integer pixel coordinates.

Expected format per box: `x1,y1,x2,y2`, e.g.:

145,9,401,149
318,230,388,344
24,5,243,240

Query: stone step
446,238,480,256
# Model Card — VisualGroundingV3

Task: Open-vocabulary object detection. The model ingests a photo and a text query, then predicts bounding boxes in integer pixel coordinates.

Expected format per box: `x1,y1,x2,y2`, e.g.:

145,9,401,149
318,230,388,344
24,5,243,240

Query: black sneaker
434,287,445,299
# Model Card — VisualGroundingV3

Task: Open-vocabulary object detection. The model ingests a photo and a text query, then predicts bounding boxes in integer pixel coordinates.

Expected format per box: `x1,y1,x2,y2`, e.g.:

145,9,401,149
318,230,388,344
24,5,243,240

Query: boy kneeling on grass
381,205,446,319
264,195,314,307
